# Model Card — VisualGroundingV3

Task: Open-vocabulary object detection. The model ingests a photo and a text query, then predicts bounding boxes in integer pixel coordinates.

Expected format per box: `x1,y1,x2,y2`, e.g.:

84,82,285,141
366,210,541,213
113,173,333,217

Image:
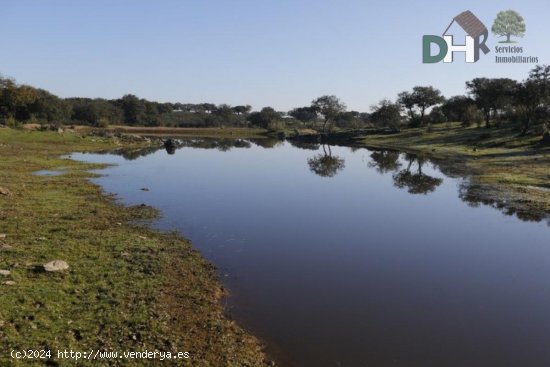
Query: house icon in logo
423,10,490,63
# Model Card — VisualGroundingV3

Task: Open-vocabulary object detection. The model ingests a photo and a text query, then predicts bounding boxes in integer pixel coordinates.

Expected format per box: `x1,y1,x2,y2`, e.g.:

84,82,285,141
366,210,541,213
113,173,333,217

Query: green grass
0,128,268,366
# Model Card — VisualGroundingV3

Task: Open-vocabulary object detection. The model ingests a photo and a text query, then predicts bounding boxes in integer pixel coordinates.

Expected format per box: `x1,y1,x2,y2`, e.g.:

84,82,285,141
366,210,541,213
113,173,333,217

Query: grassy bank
0,128,269,366
72,125,269,138
361,122,550,220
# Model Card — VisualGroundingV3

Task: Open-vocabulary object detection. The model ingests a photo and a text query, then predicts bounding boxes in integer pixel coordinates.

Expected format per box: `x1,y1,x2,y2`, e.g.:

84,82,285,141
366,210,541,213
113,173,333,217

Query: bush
266,120,285,131
463,105,483,127
5,117,19,128
96,117,110,128
427,108,447,125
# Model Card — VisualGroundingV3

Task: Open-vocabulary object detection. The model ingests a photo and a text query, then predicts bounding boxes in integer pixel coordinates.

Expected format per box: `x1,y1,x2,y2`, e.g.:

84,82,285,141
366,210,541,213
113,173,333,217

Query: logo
422,9,539,64
491,10,525,43
423,10,490,63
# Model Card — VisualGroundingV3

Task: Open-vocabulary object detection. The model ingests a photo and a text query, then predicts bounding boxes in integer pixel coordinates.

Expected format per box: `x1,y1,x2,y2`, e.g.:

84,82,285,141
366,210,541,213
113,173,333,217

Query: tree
441,96,475,125
311,95,346,134
359,112,370,125
396,91,416,123
71,103,99,125
466,78,493,127
232,105,251,115
0,76,16,119
466,78,517,127
466,77,522,128
334,111,361,128
526,65,550,141
462,105,484,127
513,66,550,136
0,78,71,123
30,89,71,123
369,99,402,131
68,98,124,126
466,78,516,128
288,106,318,125
397,86,444,127
247,107,282,129
213,104,234,118
514,81,541,135
491,78,518,124
119,94,145,125
426,106,447,125
492,10,526,43
199,103,216,114
0,84,38,121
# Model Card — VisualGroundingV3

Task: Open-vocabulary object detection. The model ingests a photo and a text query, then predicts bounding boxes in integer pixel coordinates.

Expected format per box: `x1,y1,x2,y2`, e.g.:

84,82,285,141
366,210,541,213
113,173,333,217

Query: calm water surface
74,139,549,367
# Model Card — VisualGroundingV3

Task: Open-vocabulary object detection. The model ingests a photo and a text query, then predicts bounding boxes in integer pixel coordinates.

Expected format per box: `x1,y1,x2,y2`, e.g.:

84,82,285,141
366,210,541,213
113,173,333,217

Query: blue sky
1,0,549,111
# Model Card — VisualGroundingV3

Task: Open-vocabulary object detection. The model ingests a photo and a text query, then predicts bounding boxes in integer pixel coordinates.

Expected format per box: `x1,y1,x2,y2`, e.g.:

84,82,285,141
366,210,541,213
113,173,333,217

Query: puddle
33,170,65,176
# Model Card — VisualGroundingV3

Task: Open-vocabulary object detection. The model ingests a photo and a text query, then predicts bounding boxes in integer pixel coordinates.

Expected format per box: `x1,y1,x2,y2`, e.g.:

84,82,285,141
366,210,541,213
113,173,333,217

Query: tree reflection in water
97,140,547,223
288,140,321,151
392,153,443,194
368,150,401,174
164,139,177,155
307,145,346,178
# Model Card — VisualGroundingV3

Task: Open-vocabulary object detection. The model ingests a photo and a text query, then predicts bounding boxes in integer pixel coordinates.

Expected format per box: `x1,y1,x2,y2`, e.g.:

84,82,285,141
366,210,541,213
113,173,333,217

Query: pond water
33,169,65,176
73,138,549,367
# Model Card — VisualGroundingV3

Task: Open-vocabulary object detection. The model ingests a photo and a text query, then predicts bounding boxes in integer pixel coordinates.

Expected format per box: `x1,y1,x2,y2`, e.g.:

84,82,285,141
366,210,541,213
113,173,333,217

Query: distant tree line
1,65,549,140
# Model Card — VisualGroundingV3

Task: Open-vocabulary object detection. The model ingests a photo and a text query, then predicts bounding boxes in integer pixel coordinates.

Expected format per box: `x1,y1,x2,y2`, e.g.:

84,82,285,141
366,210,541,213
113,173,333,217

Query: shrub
96,117,110,128
463,105,483,127
266,120,285,131
5,117,19,128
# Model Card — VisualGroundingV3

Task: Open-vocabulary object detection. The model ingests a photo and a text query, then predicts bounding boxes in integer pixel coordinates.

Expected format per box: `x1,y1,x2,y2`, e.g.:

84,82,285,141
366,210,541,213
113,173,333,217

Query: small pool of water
33,169,65,176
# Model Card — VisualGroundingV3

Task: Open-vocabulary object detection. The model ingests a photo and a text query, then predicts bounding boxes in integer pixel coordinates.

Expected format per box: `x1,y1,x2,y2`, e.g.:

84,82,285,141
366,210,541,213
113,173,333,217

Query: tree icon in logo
491,10,526,43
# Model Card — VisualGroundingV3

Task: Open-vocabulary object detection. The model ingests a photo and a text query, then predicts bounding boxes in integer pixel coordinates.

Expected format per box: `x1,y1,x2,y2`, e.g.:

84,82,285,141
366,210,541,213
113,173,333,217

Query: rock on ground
43,260,69,272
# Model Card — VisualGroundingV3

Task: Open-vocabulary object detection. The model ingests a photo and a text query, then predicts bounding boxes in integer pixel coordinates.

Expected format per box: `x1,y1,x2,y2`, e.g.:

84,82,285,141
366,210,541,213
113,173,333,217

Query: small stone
3,281,15,286
116,222,122,226
138,236,147,240
0,187,11,196
0,234,6,239
0,270,10,276
43,260,69,272
121,252,129,257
